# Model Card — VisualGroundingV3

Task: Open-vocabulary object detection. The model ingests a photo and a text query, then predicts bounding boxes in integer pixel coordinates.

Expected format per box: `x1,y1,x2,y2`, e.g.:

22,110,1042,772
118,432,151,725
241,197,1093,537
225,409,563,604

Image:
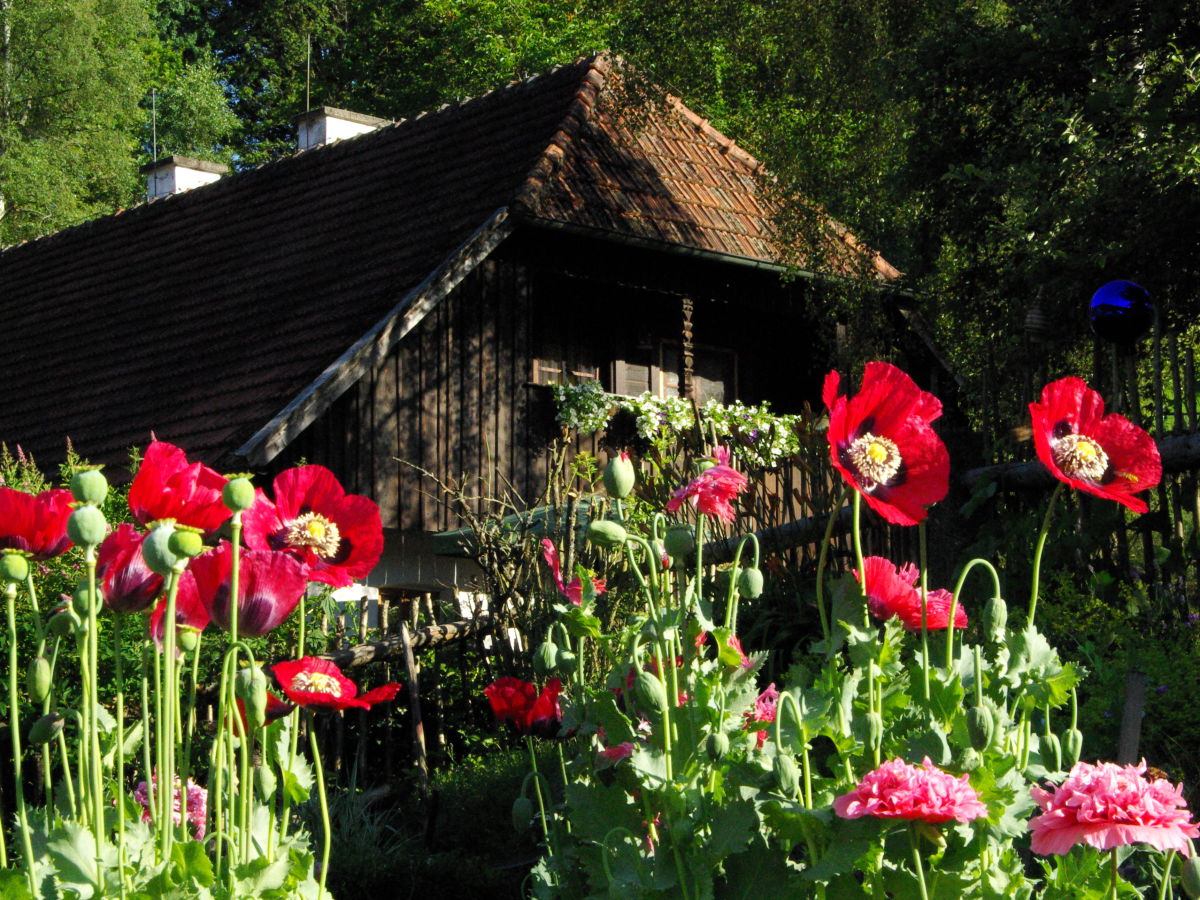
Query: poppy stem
4,581,36,895
307,709,333,897
525,736,555,862
1028,483,1064,630
815,487,851,645
918,523,930,702
1158,849,1176,900
950,558,1001,665
852,492,867,628
908,822,930,900
1110,846,1119,900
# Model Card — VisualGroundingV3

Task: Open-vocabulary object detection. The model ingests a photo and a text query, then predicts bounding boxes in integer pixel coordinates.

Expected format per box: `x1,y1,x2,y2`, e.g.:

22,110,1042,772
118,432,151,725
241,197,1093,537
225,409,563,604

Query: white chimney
295,106,388,151
141,156,229,200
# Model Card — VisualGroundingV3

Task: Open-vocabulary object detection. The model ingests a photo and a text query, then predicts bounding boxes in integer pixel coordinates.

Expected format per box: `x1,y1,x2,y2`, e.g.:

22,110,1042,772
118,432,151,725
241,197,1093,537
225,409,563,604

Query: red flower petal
191,542,306,638
128,442,230,533
99,524,164,614
0,487,73,560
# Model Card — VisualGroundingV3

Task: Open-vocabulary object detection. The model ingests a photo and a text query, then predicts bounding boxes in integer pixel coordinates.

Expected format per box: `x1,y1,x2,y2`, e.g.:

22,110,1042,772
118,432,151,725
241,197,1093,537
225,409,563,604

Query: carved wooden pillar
681,296,695,400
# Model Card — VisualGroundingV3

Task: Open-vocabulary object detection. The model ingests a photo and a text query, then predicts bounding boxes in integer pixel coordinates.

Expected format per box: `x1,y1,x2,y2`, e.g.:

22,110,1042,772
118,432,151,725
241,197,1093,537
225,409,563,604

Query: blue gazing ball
1089,280,1154,345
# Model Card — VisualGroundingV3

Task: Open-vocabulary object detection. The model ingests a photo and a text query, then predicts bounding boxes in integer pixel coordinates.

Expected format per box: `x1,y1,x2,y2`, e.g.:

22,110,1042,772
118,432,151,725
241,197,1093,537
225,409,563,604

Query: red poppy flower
856,556,967,631
666,446,747,522
824,363,950,526
484,677,563,739
242,465,383,589
97,524,164,614
540,539,606,606
0,487,73,560
272,656,400,712
127,442,231,533
190,542,307,638
1029,377,1161,513
148,569,205,648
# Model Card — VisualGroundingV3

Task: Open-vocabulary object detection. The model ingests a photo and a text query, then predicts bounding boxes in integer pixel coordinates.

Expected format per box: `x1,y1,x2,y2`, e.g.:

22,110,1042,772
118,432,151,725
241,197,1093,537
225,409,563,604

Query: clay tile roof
0,54,896,471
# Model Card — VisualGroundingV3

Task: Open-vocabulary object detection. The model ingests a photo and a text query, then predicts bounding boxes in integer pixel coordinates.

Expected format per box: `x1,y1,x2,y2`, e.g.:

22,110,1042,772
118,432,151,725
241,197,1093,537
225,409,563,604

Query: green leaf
0,869,34,900
563,780,639,843
715,837,803,898
234,855,291,894
46,822,115,900
171,839,215,888
706,798,758,858
560,604,603,639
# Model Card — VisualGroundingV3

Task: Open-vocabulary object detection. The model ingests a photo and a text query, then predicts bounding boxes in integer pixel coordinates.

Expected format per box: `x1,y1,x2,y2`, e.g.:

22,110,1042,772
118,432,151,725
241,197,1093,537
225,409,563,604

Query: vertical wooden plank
420,311,440,531
372,346,401,529
443,288,459,530
513,261,533,500
480,262,500,502
1169,332,1183,433
400,335,421,532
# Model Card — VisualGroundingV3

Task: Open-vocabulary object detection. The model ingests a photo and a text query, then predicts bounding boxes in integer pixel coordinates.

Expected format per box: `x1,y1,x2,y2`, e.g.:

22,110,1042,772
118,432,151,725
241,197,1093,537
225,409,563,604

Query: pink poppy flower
0,487,73,560
272,656,401,713
598,742,636,766
666,446,747,523
1030,377,1161,513
190,542,307,638
540,539,605,606
133,774,208,840
1029,760,1199,856
127,441,230,533
744,683,779,749
856,557,967,631
243,465,383,588
834,757,986,824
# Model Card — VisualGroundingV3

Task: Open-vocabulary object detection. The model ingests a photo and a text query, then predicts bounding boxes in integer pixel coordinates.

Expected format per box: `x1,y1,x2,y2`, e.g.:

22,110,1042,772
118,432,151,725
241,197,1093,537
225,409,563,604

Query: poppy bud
737,567,764,599
555,648,578,676
177,626,201,654
982,595,1007,640
967,706,994,752
532,641,559,678
1042,732,1063,772
27,656,51,704
695,458,716,474
141,522,180,576
67,504,107,548
961,748,983,771
28,712,65,746
773,753,800,797
706,731,730,760
603,452,636,499
236,668,270,729
1182,856,1200,899
511,796,533,833
70,467,108,505
1064,728,1084,768
633,670,669,716
587,520,627,548
167,526,204,559
49,606,81,639
865,712,884,751
663,526,694,560
0,552,29,584
254,765,277,803
223,476,256,513
72,581,102,617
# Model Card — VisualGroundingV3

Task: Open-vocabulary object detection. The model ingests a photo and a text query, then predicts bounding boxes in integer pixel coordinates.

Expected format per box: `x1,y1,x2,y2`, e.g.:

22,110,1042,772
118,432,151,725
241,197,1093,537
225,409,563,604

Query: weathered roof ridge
664,94,764,176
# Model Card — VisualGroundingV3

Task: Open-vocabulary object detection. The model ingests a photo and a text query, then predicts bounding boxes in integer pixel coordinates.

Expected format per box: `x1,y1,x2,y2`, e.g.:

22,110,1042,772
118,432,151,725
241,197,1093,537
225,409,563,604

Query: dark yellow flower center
285,512,341,558
847,433,902,489
1053,434,1108,481
292,671,341,695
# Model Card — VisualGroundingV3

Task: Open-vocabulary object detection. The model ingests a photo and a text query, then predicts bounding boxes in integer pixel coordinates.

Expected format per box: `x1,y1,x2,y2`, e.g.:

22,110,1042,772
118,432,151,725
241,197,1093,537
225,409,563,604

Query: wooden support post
399,620,430,803
1117,670,1147,765
681,296,695,400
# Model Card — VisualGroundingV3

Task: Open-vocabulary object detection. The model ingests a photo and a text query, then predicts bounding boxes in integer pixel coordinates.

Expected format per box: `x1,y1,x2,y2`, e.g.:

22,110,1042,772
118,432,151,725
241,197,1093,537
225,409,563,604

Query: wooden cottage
0,55,900,596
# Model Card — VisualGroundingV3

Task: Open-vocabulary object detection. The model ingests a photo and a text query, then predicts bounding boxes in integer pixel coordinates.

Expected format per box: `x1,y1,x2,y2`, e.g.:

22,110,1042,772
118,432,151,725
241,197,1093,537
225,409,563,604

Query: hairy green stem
814,487,851,644
1028,484,1064,629
5,581,36,894
909,822,930,900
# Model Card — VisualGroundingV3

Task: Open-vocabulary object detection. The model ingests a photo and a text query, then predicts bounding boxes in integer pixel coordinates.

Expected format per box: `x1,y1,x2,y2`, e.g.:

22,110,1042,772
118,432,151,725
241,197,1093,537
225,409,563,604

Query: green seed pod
70,467,108,505
662,526,695,560
72,580,103,617
1042,732,1063,772
695,458,716,474
167,527,205,559
532,641,559,678
177,626,201,654
141,522,180,576
1064,728,1084,768
773,753,800,796
1181,856,1200,900
28,712,65,746
0,552,29,584
223,476,256,512
49,606,81,638
27,656,52,704
587,519,627,548
555,648,578,676
632,670,669,716
737,567,764,599
66,504,107,548
236,668,270,729
254,765,278,803
865,712,884,751
982,595,1008,640
602,453,636,499
511,796,533,833
967,706,995,752
706,731,730,760
960,748,983,772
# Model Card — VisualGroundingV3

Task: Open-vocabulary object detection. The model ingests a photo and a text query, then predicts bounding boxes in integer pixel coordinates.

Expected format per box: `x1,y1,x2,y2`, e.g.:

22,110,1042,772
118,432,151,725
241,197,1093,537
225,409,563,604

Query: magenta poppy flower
744,682,779,749
856,556,966,631
1029,760,1199,856
190,542,307,638
666,446,748,522
242,465,383,588
835,757,986,824
0,487,73,560
540,539,606,606
97,524,164,614
272,656,400,712
484,677,563,739
1029,377,1161,513
824,363,950,526
127,441,230,533
148,569,205,648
